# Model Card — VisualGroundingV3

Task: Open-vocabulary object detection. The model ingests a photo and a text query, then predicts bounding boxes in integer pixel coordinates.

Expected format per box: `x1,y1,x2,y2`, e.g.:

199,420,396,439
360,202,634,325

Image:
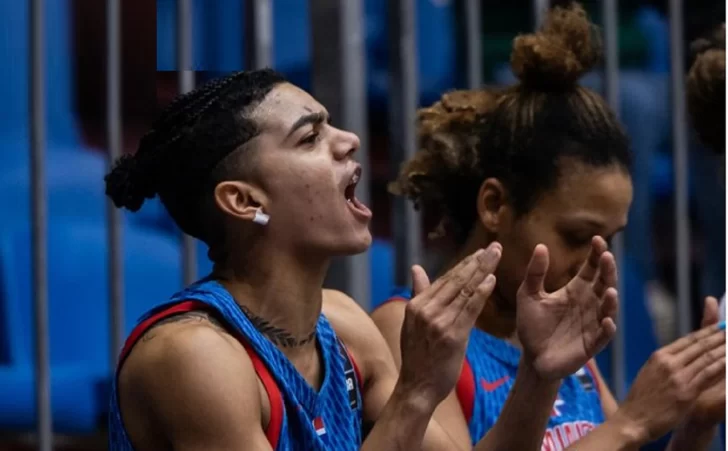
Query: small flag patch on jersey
313,417,328,442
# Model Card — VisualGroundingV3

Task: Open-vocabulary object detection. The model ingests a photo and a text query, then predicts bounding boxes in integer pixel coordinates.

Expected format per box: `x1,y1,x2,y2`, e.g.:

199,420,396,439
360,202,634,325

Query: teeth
349,173,360,186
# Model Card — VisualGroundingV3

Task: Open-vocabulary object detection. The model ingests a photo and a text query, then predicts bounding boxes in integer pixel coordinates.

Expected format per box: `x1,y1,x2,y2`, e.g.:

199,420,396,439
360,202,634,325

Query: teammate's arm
563,322,727,451
372,300,563,451
119,325,272,451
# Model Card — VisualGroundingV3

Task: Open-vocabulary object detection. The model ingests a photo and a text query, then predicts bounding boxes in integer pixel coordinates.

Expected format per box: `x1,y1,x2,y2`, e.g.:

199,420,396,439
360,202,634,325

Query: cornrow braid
105,68,286,241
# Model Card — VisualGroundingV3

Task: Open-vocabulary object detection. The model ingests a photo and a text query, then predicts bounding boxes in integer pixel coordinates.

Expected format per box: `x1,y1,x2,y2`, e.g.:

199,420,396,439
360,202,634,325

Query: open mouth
344,166,372,221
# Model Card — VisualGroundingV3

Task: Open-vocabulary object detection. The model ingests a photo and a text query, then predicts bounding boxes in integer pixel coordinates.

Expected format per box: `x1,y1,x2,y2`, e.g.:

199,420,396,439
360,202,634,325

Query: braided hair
105,69,286,242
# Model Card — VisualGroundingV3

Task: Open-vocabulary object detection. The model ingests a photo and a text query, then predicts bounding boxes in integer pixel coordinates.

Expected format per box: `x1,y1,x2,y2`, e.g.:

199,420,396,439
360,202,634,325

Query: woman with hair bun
372,3,726,450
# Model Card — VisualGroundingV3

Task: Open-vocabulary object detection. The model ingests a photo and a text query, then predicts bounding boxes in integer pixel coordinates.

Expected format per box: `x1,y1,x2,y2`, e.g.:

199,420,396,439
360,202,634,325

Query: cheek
268,167,339,224
542,246,588,292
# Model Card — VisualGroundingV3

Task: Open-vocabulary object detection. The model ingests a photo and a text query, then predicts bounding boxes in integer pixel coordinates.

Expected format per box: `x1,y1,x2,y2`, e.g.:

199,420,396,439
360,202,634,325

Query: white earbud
253,208,270,226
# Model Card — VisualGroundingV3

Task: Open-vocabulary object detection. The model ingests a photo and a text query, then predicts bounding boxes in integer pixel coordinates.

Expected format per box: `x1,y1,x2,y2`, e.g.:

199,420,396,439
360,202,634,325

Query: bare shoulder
322,289,381,345
322,290,398,382
118,315,271,450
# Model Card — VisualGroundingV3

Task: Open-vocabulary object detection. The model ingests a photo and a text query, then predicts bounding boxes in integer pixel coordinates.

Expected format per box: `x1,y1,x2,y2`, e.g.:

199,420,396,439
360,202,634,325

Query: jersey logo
480,375,510,392
551,397,565,417
542,421,595,450
313,417,328,444
574,367,594,391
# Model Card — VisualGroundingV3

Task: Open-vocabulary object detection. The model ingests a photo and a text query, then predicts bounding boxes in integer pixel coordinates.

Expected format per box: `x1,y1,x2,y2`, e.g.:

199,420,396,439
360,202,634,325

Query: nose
331,127,360,161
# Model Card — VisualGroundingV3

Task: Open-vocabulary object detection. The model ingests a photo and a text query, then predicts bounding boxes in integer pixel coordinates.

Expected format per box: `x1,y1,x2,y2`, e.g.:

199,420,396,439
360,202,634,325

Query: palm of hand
515,240,617,381
519,282,602,379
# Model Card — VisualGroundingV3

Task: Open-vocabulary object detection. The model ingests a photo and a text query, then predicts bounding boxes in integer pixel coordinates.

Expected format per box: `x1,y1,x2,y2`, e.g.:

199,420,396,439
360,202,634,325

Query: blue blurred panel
0,220,183,432
157,0,310,75
157,0,458,105
0,0,79,146
0,364,101,433
367,0,459,108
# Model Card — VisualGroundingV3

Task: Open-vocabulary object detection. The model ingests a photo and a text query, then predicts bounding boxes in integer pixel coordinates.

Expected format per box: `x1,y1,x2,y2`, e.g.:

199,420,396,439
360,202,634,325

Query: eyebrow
286,111,330,138
564,218,626,234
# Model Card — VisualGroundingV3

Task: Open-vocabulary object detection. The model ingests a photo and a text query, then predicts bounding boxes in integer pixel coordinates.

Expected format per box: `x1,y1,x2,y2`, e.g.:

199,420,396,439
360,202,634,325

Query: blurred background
0,0,724,449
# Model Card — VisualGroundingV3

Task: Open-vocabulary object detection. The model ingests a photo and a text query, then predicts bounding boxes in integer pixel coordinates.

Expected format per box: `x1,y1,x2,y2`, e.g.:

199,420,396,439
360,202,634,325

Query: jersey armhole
242,342,283,450
455,359,475,424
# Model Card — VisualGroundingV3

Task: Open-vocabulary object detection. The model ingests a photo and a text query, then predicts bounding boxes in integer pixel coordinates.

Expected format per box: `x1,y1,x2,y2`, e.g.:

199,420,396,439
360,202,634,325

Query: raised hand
685,296,726,425
612,318,726,442
399,243,502,405
516,236,618,380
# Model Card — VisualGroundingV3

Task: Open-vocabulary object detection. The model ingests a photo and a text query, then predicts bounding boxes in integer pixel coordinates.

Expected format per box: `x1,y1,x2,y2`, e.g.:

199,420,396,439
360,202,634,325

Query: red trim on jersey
455,359,476,423
117,300,282,449
118,300,208,366
584,361,601,395
242,341,283,449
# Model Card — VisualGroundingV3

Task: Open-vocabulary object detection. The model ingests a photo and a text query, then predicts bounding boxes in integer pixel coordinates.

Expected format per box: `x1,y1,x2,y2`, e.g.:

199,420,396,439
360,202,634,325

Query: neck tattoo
239,305,317,348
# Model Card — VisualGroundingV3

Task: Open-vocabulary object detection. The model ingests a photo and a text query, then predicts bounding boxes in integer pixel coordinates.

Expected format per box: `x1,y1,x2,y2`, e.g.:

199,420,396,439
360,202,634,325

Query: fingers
702,296,720,328
518,244,549,298
598,287,619,324
455,274,497,327
444,245,502,317
587,317,618,357
665,322,726,355
674,327,726,368
422,242,502,312
411,265,431,296
687,350,727,391
592,251,617,300
575,236,608,283
424,251,478,296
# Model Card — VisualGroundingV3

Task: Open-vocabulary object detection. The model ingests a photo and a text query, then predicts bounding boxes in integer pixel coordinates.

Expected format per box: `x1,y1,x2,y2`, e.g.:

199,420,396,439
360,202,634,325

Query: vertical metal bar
246,0,273,69
602,0,626,401
389,0,421,287
311,0,371,309
30,0,52,449
464,0,482,89
533,0,549,29
106,0,124,368
669,0,692,336
177,0,197,285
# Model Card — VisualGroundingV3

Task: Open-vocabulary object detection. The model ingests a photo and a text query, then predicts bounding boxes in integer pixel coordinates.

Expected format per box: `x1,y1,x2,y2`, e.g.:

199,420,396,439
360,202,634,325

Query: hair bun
104,154,157,212
511,2,601,90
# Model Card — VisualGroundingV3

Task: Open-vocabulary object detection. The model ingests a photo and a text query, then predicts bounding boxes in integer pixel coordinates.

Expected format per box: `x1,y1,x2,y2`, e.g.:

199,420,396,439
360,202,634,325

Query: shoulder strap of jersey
455,358,476,424
336,338,364,411
118,300,283,450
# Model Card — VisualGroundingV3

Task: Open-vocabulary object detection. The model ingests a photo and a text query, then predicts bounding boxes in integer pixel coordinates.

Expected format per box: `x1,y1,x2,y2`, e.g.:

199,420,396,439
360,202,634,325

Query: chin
333,230,373,256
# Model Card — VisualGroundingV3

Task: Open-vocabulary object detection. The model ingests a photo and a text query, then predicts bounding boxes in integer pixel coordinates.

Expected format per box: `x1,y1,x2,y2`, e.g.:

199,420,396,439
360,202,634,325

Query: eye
299,132,320,146
562,231,592,248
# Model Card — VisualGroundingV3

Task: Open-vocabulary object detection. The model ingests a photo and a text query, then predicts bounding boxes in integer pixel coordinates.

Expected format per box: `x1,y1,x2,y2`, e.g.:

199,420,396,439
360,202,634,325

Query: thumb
411,265,431,296
519,244,549,299
701,296,720,328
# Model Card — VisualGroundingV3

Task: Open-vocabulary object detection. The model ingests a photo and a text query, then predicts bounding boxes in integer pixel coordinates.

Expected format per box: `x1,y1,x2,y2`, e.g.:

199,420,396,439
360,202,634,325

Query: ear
213,180,269,223
476,177,510,234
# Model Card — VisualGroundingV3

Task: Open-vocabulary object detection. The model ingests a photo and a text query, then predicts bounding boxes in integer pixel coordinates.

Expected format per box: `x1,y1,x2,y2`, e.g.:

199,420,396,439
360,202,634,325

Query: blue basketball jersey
109,279,363,451
380,289,605,451
462,328,605,450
